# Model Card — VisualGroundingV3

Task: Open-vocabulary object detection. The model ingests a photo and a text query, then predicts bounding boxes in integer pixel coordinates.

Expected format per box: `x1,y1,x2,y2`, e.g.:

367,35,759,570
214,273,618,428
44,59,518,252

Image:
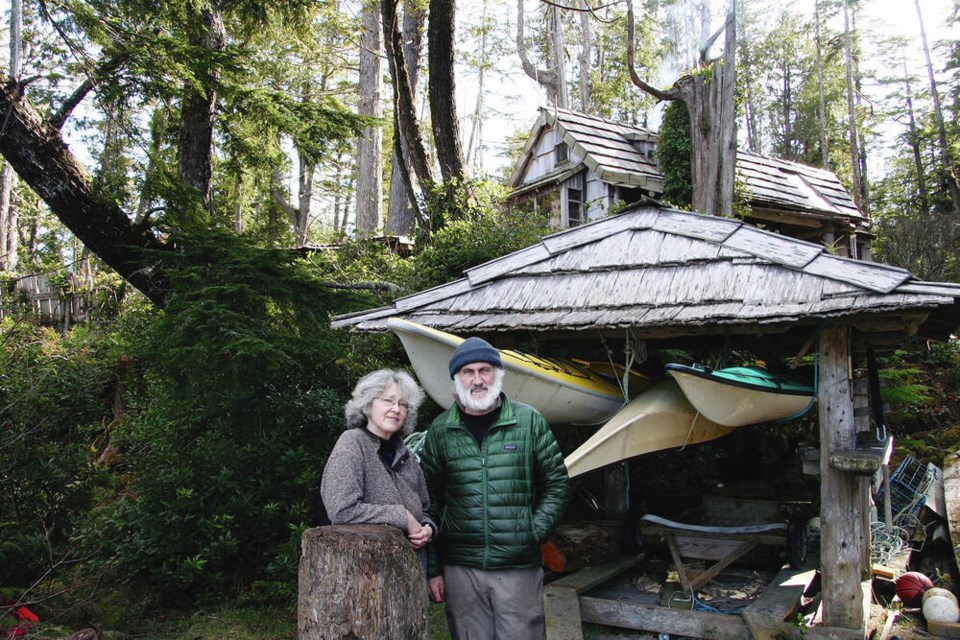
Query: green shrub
0,320,117,587
412,185,551,290
76,231,365,604
656,100,693,209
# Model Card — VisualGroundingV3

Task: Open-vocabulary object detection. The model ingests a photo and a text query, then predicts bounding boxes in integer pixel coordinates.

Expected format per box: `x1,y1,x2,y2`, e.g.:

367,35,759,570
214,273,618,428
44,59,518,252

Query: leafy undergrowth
29,603,452,639
118,607,297,640
881,342,960,469
14,606,296,640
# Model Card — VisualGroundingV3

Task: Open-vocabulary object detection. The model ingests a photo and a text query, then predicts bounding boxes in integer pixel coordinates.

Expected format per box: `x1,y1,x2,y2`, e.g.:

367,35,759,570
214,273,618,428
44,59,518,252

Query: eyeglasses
375,396,410,411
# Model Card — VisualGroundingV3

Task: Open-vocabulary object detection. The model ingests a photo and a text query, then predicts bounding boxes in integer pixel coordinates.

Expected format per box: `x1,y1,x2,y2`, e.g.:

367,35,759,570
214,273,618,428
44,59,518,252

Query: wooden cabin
331,203,960,638
507,107,872,260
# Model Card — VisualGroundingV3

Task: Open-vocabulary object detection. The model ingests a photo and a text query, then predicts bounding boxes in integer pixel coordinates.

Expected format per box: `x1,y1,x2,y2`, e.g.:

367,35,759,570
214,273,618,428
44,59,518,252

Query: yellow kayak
387,317,638,425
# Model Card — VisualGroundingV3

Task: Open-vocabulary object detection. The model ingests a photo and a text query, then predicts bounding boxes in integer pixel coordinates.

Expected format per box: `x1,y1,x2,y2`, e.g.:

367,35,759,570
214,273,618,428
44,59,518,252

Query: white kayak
666,363,815,427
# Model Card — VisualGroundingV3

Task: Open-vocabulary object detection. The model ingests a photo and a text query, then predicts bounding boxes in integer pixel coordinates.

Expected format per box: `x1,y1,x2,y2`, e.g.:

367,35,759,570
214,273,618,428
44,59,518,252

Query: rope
870,521,910,566
669,589,749,614
692,594,749,614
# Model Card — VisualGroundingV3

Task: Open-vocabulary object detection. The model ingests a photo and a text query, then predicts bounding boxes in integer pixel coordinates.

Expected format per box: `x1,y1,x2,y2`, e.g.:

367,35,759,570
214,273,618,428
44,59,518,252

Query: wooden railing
0,273,88,325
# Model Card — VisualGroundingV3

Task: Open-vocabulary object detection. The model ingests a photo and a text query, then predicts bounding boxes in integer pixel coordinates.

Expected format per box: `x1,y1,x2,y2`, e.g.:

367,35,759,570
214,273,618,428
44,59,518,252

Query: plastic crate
876,455,936,523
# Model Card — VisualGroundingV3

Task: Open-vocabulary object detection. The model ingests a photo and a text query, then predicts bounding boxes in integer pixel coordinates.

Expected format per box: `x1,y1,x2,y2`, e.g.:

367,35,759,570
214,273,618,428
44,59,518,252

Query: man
420,336,569,639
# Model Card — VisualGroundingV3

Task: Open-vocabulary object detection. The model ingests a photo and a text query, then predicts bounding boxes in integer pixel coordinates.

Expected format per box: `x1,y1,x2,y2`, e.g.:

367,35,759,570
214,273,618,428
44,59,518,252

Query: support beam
818,325,865,630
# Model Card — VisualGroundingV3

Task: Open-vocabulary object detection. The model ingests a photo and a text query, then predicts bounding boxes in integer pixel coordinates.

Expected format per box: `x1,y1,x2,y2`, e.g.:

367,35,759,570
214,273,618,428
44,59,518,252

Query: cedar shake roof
332,204,959,344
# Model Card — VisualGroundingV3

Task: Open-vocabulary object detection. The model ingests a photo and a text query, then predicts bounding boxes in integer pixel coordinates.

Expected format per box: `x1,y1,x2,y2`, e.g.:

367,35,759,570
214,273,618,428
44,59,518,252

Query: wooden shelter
332,203,960,636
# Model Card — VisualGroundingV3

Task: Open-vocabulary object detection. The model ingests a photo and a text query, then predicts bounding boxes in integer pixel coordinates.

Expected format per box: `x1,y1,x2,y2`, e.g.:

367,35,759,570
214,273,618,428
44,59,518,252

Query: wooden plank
543,587,584,640
723,226,822,270
578,596,752,639
804,253,909,294
829,448,885,475
643,527,787,550
546,555,640,594
804,626,866,640
943,450,960,592
664,531,693,593
741,567,817,640
702,495,783,526
543,555,640,640
687,539,760,591
928,619,960,637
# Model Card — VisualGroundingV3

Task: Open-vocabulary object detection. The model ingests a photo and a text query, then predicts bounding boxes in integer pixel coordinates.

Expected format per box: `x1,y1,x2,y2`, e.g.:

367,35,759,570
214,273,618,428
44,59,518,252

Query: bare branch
625,0,675,101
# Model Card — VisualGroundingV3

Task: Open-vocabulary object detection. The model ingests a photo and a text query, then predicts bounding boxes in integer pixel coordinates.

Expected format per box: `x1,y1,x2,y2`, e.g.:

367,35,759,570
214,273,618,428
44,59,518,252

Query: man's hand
428,575,445,602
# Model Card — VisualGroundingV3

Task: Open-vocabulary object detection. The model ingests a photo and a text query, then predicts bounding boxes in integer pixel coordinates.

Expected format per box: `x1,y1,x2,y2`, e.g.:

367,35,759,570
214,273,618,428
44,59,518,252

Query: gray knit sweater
320,427,435,533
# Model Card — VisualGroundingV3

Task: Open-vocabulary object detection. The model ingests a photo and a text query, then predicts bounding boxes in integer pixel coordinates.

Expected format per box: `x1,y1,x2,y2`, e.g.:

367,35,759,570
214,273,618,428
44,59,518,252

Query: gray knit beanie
448,337,503,379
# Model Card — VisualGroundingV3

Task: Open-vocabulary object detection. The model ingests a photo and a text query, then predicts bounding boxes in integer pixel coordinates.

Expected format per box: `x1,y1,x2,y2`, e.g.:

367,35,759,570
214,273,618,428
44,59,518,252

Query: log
298,525,428,640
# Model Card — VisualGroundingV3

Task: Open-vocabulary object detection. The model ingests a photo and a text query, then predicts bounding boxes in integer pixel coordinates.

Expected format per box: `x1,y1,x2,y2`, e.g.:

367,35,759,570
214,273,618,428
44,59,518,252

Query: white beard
454,368,504,413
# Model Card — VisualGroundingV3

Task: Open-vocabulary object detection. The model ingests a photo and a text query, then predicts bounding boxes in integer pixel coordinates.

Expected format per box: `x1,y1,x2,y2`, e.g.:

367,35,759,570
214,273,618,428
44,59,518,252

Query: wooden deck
544,556,865,640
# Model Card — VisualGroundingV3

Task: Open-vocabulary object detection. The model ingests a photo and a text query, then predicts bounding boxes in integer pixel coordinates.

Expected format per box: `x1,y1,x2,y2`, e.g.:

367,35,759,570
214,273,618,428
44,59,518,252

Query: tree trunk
386,4,425,236
298,525,428,640
915,0,960,215
550,4,568,109
578,0,592,111
814,0,830,168
0,163,17,273
382,0,434,218
903,61,929,214
0,77,168,303
428,0,466,185
465,1,488,168
1,0,22,273
680,7,736,216
233,173,243,234
516,0,561,105
842,0,865,212
177,7,225,209
297,161,315,245
715,3,737,216
356,0,384,238
627,0,737,216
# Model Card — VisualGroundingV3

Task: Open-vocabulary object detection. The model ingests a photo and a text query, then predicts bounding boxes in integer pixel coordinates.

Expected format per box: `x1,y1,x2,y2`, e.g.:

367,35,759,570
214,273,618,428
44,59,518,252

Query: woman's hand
405,510,431,550
407,523,431,550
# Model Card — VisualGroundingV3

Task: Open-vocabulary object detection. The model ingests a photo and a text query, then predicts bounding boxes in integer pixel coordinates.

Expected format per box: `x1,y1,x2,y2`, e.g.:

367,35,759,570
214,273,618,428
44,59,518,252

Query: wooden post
603,463,629,518
298,525,428,640
818,325,865,630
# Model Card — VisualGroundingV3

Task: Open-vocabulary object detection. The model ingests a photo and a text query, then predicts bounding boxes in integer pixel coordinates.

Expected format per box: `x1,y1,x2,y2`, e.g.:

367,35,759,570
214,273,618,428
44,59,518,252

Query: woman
320,369,435,557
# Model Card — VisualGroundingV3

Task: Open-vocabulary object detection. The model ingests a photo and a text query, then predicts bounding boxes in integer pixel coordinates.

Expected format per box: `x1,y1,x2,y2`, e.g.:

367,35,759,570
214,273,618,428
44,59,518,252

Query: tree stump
298,524,428,640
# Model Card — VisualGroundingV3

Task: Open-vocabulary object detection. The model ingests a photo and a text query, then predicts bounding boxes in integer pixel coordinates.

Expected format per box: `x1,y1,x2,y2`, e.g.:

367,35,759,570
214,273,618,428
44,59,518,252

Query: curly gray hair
344,369,425,436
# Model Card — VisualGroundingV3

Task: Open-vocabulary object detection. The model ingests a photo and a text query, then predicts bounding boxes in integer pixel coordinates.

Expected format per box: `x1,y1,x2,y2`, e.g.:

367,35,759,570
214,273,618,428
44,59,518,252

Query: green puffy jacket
420,395,569,575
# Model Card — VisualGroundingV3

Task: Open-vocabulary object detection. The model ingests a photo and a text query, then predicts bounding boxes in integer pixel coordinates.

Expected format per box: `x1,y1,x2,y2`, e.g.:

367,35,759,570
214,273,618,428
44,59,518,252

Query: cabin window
555,142,569,165
567,187,583,227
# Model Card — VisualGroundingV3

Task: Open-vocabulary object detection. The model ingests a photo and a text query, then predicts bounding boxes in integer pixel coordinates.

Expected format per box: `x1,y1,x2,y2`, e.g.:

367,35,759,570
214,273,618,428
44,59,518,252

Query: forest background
1,0,959,637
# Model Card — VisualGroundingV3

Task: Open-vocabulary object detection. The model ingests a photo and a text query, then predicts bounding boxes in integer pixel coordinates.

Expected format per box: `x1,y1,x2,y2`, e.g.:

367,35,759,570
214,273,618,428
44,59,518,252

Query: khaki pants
443,564,545,640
